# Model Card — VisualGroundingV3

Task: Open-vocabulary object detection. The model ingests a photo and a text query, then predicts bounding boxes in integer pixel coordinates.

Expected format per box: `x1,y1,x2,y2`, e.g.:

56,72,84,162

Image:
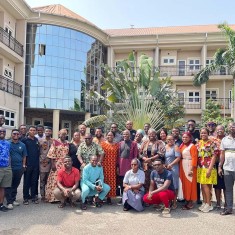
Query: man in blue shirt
5,129,27,209
22,126,40,204
143,159,175,214
80,155,110,210
0,127,12,212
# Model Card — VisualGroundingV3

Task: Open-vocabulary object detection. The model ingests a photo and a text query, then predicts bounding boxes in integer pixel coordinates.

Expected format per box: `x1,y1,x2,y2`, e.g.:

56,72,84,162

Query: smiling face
95,129,103,138
84,134,92,145
153,160,164,173
0,127,6,140
28,127,36,138
172,128,180,138
166,135,175,146
106,131,114,142
63,157,72,169
228,122,235,135
45,128,52,138
131,159,138,172
216,125,225,138
187,121,195,132
79,125,86,135
11,130,20,141
90,155,98,167
160,130,167,141
207,122,216,133
126,121,133,130
123,130,130,141
20,125,27,135
182,133,191,144
148,131,157,141
200,128,209,141
135,133,143,142
59,129,67,141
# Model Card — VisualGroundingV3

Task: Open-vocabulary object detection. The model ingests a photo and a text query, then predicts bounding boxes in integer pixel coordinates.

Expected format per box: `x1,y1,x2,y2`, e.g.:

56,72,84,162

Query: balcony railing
178,98,202,109
207,98,231,109
0,27,23,57
0,75,22,97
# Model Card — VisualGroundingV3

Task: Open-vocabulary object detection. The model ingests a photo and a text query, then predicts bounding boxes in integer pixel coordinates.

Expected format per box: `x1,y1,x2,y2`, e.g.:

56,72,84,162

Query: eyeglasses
0,130,6,133
12,133,19,135
207,124,216,127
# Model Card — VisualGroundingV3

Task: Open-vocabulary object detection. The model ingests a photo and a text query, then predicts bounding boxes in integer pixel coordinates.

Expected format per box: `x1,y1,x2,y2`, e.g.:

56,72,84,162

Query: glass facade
25,24,106,112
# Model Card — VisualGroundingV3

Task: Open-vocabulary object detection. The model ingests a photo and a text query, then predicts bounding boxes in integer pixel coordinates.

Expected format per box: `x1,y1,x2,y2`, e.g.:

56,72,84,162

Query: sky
25,0,235,30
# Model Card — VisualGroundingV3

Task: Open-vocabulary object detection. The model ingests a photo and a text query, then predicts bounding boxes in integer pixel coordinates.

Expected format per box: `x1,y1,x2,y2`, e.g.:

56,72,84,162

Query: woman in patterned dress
45,129,69,202
101,131,119,204
196,128,217,213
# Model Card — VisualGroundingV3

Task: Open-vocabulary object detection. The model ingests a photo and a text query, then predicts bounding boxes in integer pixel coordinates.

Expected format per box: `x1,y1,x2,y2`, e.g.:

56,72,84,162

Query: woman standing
197,128,217,213
165,134,181,209
158,128,168,144
179,132,198,210
122,159,145,211
140,128,165,192
45,129,69,202
101,131,119,204
69,132,81,170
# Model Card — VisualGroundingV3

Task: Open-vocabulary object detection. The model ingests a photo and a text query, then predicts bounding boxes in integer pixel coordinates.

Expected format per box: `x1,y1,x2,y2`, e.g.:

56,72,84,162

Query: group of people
0,114,234,216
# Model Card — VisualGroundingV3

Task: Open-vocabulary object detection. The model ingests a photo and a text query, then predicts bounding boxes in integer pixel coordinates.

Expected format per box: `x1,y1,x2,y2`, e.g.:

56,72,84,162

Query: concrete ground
0,184,234,235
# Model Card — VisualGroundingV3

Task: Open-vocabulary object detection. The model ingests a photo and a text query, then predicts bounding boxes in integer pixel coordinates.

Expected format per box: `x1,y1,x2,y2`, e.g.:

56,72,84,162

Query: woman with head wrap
122,158,145,211
179,132,198,210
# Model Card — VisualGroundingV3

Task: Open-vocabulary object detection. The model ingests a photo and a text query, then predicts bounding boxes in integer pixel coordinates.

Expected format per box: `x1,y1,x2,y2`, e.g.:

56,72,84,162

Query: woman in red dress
101,131,119,204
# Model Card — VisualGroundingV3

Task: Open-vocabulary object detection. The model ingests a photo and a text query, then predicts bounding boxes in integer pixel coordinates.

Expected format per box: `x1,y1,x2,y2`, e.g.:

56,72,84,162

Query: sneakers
23,200,29,205
0,205,8,212
162,207,171,214
13,201,20,206
201,203,213,213
198,202,206,211
7,204,13,210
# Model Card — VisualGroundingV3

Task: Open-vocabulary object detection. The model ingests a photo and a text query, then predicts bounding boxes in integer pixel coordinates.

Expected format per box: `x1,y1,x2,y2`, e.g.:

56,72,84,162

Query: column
53,110,60,139
107,46,114,67
154,47,159,67
201,44,207,110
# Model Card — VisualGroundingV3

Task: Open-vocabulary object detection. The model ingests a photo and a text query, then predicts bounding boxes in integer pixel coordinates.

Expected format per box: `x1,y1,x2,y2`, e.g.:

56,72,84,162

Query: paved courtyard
0,183,234,235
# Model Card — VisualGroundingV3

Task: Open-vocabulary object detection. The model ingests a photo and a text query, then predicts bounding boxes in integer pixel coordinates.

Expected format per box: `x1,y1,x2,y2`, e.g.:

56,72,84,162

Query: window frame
0,108,16,128
187,90,200,103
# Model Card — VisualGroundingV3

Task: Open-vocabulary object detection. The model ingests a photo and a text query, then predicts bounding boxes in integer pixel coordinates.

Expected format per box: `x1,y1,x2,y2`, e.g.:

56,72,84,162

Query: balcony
207,98,231,109
0,75,22,97
0,27,23,57
158,65,231,77
178,98,202,109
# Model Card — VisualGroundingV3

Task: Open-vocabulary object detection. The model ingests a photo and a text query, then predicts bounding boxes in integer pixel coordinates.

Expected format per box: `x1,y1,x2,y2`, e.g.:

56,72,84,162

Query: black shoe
197,200,202,205
220,209,233,216
0,205,8,212
177,199,185,203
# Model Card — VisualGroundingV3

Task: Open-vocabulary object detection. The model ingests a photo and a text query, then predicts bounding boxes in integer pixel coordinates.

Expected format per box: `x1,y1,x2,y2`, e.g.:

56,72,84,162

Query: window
206,89,218,100
0,109,15,127
188,91,200,103
32,118,43,126
5,26,13,37
115,61,124,72
178,92,185,105
188,59,200,70
206,59,214,65
39,44,46,56
4,67,14,80
162,57,176,65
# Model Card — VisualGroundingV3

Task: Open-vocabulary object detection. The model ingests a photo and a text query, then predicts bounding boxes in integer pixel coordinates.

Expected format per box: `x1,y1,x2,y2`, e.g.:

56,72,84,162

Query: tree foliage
86,52,185,130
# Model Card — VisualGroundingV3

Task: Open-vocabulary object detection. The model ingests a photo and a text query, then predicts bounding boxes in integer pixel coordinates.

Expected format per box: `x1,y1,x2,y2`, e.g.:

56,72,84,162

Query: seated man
143,159,175,214
54,156,81,208
80,155,110,210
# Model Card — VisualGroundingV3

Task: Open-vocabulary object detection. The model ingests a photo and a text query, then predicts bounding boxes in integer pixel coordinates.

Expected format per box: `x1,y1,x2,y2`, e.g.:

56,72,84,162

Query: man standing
54,156,81,208
19,124,27,141
80,155,110,210
125,120,136,141
110,123,122,143
218,122,235,215
0,127,12,212
77,133,104,168
35,125,45,141
22,126,40,204
93,128,105,145
206,121,217,136
143,159,175,214
142,123,151,142
39,127,53,201
5,129,27,209
0,115,5,127
79,124,87,142
172,127,182,147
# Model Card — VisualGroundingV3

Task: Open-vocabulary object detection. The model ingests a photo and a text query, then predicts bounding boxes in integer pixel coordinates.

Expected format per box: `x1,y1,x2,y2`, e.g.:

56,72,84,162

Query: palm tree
193,23,235,119
85,52,185,130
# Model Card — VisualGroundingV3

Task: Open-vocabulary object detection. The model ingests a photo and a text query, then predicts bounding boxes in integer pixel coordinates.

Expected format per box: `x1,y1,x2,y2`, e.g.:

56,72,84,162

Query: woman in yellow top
196,128,217,213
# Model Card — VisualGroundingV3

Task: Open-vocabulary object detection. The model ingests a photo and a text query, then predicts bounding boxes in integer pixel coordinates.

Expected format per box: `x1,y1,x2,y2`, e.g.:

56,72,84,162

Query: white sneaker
162,207,171,214
13,201,20,206
201,203,213,213
198,202,206,211
7,204,13,210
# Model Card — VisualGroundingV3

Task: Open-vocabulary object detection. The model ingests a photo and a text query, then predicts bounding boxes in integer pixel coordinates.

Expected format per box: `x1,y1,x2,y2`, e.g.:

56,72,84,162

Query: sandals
181,204,193,210
58,202,66,208
220,209,233,215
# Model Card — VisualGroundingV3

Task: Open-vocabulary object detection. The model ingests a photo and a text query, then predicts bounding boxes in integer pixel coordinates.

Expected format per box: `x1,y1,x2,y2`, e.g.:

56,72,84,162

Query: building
0,0,234,138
